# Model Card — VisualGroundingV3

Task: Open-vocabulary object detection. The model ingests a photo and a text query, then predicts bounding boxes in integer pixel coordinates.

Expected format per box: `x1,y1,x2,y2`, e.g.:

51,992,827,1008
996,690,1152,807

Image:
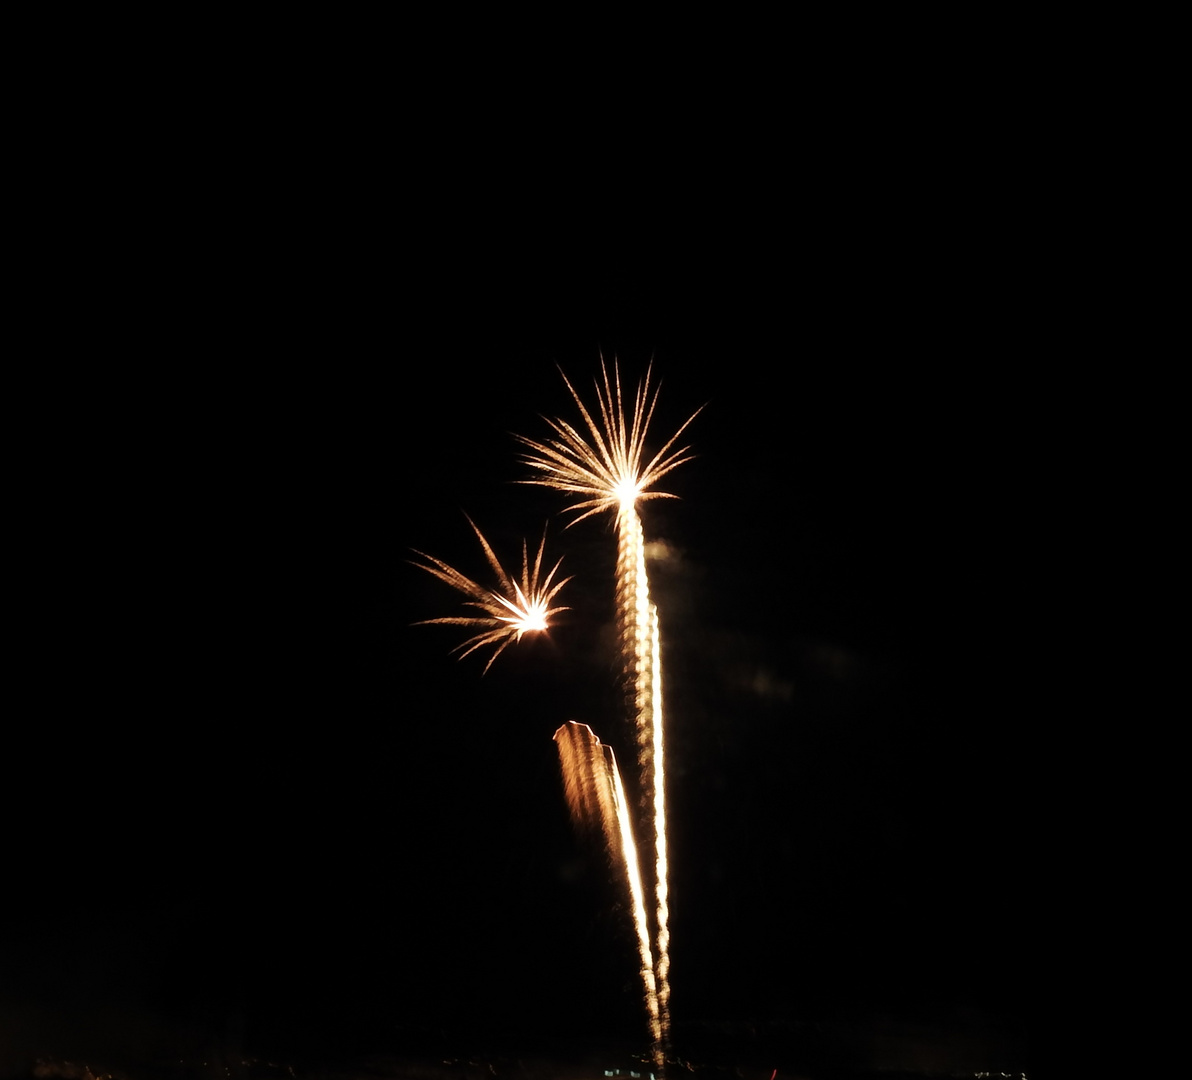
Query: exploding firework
410,515,571,673
516,361,702,527
521,360,699,1061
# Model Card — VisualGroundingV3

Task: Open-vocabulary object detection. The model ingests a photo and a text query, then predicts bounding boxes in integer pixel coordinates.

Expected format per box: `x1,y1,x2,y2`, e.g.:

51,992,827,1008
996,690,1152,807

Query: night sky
6,158,1063,1077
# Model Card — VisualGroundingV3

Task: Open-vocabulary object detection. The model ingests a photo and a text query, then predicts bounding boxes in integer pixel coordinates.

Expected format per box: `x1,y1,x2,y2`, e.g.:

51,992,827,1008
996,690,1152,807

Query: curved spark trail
521,361,697,1063
554,720,620,842
410,516,571,673
553,722,661,1053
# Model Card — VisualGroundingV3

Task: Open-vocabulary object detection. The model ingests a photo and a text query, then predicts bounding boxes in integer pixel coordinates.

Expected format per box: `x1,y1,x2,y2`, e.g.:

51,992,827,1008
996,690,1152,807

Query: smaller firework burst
411,515,571,673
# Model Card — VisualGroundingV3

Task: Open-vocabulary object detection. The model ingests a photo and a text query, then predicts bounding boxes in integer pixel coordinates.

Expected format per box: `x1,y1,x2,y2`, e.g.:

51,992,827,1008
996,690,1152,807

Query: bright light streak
523,361,694,1064
554,720,621,843
554,722,661,1056
650,602,670,1035
610,743,663,1061
410,515,571,673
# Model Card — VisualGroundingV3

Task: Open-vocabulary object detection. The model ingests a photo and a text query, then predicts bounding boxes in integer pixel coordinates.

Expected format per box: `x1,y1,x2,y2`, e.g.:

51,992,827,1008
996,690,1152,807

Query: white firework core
411,515,571,673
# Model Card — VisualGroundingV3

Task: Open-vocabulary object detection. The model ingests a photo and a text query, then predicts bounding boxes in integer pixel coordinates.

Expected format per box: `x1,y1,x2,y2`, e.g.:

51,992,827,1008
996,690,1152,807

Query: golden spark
554,722,662,1051
410,516,570,673
516,359,703,525
522,360,698,1064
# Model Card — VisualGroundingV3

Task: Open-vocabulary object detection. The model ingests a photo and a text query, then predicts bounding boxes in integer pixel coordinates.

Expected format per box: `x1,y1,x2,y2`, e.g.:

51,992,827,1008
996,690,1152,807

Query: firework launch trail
522,361,699,1060
554,722,661,1055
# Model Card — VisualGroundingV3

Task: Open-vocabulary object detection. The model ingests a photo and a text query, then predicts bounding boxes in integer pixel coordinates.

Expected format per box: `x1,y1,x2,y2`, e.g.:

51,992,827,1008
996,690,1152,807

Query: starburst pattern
520,359,697,1065
516,360,703,525
411,516,570,673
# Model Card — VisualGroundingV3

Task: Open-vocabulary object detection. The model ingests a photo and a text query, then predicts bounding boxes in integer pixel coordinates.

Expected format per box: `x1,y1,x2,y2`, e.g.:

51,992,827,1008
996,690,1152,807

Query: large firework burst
515,360,703,524
519,359,699,1063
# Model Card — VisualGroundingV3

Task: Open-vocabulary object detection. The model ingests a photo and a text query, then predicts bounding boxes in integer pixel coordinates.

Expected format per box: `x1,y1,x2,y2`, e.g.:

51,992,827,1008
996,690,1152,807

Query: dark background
5,70,1080,1076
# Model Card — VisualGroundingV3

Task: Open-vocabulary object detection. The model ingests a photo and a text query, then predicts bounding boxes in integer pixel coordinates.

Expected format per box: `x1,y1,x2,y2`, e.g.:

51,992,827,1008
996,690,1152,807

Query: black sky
6,138,1067,1075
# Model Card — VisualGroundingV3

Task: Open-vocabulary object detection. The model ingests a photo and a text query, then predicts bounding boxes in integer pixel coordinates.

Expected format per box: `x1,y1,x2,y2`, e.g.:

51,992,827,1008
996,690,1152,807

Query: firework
410,515,571,673
554,722,661,1053
521,360,698,1060
516,361,701,526
555,719,622,841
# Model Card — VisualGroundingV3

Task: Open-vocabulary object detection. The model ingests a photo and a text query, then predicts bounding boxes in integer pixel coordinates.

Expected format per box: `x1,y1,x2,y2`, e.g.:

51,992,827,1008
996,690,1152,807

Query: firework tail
614,505,673,1056
554,720,620,842
522,361,695,1065
554,722,662,1062
649,601,671,1037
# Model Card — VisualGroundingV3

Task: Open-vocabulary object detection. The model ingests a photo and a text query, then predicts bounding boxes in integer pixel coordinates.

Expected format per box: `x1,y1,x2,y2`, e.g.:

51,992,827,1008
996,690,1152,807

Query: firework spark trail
615,505,653,766
650,602,671,1035
521,361,697,1060
410,515,571,672
553,722,662,1058
609,743,664,1067
614,504,672,1055
554,720,620,843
